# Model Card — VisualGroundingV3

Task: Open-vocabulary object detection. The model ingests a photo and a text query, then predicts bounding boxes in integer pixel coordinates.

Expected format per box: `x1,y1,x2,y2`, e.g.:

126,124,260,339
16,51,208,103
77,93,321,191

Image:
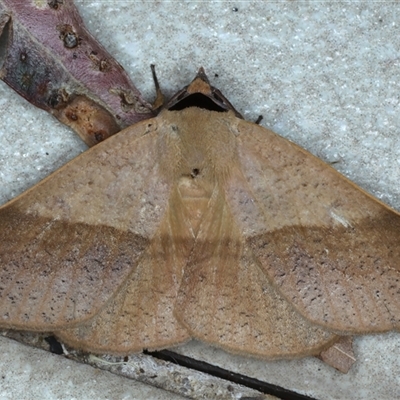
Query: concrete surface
1,1,400,399
0,336,187,400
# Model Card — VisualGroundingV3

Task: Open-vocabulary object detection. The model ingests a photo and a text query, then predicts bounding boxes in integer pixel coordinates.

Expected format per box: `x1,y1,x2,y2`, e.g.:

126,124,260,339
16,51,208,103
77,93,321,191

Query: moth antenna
150,64,165,111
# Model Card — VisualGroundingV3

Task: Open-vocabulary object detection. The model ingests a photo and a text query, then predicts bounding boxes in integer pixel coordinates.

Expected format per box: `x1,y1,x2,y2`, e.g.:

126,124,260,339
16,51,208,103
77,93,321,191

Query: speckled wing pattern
0,118,171,331
1,105,400,357
226,119,400,334
56,186,193,353
174,184,337,358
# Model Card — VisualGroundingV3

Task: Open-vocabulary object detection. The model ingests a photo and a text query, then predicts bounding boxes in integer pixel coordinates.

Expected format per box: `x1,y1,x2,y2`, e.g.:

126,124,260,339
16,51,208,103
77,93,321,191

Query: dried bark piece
0,0,154,146
319,336,356,373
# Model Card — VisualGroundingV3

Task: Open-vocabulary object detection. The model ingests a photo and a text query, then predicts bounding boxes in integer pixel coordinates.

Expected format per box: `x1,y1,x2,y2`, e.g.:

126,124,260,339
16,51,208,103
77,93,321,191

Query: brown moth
1,68,400,363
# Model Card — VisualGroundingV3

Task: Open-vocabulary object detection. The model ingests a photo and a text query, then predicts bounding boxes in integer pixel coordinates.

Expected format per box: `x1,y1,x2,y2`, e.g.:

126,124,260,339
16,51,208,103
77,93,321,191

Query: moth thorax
178,176,212,236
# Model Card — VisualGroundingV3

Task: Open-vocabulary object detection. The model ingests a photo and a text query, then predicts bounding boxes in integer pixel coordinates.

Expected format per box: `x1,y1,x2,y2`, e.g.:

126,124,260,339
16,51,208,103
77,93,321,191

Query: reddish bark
0,0,154,146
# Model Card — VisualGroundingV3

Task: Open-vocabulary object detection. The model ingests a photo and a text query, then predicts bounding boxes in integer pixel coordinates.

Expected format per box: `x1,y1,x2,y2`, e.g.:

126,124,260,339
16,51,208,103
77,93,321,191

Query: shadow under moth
0,0,399,376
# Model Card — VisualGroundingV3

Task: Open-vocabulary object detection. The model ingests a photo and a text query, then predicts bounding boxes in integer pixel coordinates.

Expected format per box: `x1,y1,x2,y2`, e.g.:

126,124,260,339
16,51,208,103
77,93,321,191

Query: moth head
165,68,243,119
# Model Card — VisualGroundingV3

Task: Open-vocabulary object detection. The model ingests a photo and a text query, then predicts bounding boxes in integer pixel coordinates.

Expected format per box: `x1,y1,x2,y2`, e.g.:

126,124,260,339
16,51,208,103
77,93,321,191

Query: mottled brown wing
0,118,171,330
55,188,193,354
224,119,400,334
174,185,337,359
